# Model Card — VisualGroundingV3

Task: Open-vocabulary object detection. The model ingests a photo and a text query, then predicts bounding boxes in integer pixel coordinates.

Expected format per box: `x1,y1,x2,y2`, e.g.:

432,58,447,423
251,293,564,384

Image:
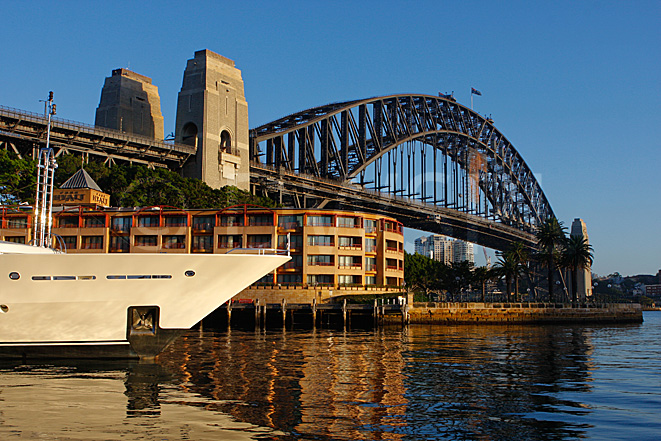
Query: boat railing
226,232,291,257
225,247,290,257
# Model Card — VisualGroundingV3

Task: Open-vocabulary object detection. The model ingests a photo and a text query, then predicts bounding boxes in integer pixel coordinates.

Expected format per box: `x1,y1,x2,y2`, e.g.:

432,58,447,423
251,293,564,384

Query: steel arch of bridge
250,94,554,247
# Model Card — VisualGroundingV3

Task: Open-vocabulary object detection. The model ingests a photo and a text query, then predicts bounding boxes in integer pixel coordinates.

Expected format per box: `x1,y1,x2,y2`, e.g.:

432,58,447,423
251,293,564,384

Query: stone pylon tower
175,50,250,190
95,69,164,139
571,218,593,300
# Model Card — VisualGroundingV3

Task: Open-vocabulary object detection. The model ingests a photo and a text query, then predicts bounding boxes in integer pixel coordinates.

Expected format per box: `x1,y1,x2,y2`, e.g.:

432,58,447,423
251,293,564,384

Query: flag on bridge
471,87,482,96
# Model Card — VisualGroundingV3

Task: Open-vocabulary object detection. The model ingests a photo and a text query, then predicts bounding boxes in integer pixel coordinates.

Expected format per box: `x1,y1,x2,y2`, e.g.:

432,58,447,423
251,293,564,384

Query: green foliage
405,251,493,301
0,149,37,204
4,153,278,210
561,234,594,304
535,217,567,302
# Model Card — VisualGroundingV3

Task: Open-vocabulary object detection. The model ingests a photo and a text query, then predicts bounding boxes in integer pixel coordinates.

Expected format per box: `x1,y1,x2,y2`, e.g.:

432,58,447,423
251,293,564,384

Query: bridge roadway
251,163,537,251
0,105,194,167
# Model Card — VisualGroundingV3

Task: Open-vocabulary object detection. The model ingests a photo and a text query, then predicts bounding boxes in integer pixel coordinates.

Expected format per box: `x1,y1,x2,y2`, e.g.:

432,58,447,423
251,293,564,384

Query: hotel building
1,205,405,304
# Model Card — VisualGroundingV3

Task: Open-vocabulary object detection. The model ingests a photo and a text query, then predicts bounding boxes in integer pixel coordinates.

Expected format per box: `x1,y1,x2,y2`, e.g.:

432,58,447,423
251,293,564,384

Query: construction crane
482,247,491,269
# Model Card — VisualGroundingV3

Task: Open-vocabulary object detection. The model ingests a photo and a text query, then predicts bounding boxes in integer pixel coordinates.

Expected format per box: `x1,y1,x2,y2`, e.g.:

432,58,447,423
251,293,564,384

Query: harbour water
1,312,660,440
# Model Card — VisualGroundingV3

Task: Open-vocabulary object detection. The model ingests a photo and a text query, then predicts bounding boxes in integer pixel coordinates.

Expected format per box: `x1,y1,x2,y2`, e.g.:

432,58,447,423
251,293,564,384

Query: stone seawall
383,302,643,325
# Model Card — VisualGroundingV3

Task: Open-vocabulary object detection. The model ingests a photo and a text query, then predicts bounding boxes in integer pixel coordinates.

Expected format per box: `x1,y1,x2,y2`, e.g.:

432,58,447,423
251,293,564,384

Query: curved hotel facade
1,205,405,303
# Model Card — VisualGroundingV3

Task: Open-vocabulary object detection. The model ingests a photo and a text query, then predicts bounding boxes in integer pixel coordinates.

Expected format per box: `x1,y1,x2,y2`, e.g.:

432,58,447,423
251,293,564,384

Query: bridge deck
0,105,195,166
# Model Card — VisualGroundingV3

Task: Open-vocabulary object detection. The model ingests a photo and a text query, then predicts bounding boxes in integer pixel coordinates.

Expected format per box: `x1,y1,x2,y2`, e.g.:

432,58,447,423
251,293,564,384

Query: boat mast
33,91,58,248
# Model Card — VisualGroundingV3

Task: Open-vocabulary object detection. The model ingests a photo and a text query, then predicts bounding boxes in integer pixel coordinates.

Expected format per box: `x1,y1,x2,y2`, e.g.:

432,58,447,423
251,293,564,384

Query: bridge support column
175,49,250,190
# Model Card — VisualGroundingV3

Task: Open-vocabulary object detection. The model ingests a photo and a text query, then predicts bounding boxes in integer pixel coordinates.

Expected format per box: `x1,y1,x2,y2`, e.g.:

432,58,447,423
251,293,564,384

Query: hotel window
366,238,377,253
218,234,242,248
307,255,334,266
338,236,361,249
111,217,131,232
365,257,376,271
253,274,274,285
164,216,187,227
83,216,105,228
386,239,398,252
192,235,212,253
277,274,302,284
308,235,334,246
110,235,130,253
247,234,271,248
135,235,157,247
193,216,214,231
365,276,376,285
220,215,243,227
81,236,103,250
386,277,399,286
365,219,377,234
282,254,303,270
306,215,333,227
4,236,25,244
6,217,28,229
58,217,78,228
278,234,302,249
338,255,361,268
307,274,334,285
336,216,358,228
248,214,273,226
338,275,361,285
386,258,398,270
61,236,77,250
278,214,303,229
163,235,186,249
137,216,159,227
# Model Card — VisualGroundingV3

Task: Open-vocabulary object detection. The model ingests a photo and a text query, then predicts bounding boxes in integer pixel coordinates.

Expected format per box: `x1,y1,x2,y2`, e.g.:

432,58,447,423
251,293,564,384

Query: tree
442,260,474,301
404,252,447,300
473,266,495,302
508,242,529,301
0,149,37,204
536,217,567,302
561,234,594,304
51,154,278,209
493,243,528,302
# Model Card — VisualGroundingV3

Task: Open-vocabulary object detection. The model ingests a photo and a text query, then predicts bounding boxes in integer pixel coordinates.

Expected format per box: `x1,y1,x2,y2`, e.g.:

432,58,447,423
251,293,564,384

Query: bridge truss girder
250,94,554,240
0,106,194,168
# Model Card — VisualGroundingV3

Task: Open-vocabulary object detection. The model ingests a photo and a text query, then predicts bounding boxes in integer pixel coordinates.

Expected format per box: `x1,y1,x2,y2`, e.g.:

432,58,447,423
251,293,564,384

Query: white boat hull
0,252,289,358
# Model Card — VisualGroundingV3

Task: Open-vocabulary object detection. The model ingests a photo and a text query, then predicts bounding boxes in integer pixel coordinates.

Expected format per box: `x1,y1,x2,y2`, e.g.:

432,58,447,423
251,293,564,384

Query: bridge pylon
175,49,250,190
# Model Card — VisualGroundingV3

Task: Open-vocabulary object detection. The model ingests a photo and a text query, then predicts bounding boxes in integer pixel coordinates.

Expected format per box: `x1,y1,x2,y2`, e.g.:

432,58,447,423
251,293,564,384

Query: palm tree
473,266,500,302
508,242,529,301
494,250,519,302
536,217,567,302
561,234,594,304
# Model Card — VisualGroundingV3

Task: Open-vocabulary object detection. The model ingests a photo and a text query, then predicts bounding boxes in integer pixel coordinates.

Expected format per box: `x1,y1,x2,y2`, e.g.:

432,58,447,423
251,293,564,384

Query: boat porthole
184,270,195,277
9,272,20,280
0,305,8,313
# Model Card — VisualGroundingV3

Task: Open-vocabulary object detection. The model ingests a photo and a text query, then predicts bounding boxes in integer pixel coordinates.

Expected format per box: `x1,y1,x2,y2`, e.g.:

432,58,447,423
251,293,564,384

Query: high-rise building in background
414,234,474,264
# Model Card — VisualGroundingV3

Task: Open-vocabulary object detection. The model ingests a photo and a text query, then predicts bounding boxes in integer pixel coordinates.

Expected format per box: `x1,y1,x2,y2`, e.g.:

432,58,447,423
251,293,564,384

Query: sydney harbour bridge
0,51,553,253
249,94,553,251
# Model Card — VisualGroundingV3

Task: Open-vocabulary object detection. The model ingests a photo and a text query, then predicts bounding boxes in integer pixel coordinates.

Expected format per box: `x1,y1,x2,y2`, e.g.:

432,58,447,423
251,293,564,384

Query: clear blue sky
1,1,659,277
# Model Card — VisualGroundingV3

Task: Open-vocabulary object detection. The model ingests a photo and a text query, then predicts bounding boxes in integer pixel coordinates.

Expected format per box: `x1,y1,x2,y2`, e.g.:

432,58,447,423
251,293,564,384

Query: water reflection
154,324,606,440
1,318,656,440
0,359,283,440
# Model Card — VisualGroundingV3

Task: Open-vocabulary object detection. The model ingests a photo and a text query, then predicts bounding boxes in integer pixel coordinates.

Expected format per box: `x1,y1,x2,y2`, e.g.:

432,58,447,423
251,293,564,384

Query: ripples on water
1,313,659,440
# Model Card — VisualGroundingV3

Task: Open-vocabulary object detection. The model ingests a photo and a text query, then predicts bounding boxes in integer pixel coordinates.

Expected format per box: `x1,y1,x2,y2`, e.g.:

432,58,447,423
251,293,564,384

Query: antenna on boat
33,91,58,248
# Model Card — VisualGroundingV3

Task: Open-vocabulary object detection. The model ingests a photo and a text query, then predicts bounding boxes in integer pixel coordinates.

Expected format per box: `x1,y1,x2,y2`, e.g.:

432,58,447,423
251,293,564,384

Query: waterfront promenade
213,300,643,328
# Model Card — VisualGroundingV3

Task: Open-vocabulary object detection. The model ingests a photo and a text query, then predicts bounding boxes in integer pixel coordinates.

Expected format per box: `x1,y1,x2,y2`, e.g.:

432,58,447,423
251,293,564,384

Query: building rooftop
59,169,103,191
